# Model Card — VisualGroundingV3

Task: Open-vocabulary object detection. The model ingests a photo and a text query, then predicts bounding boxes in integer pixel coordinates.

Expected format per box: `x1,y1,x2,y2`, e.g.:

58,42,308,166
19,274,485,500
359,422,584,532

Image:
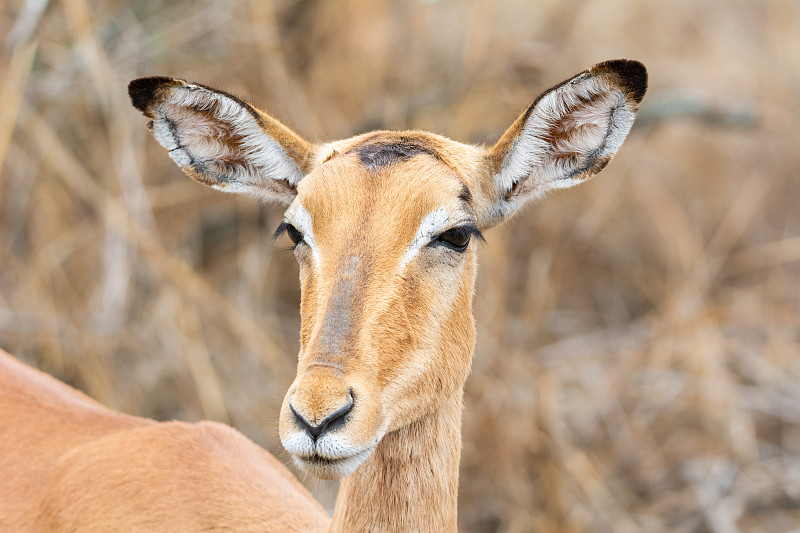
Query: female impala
0,59,646,532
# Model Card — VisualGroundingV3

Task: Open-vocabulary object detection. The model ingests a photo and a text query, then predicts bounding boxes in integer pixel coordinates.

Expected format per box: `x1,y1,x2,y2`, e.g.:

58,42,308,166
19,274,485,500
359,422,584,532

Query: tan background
1,1,799,531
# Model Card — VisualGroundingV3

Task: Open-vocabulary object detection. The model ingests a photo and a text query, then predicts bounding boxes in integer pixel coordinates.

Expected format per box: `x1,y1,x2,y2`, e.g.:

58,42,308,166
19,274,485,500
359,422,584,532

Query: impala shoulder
40,420,328,532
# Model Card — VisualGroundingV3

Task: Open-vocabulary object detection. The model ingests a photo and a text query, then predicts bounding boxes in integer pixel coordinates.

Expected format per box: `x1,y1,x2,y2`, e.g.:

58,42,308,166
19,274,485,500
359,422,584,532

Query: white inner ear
494,74,635,198
150,84,304,190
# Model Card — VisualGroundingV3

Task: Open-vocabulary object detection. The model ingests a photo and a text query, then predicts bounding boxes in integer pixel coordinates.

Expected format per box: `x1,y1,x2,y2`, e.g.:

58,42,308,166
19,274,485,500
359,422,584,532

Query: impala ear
128,77,315,206
484,59,647,225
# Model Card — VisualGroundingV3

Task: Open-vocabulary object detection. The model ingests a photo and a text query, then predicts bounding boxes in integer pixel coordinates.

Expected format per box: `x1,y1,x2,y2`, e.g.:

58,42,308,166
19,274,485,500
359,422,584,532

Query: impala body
0,60,646,532
0,349,329,532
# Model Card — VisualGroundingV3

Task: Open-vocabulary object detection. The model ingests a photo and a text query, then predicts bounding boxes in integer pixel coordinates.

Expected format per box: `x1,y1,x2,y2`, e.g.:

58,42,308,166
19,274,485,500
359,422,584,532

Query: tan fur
1,60,646,533
0,350,329,532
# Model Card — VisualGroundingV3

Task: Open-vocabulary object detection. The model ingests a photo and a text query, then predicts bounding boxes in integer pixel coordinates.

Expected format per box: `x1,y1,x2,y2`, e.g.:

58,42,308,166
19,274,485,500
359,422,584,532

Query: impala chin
282,431,380,479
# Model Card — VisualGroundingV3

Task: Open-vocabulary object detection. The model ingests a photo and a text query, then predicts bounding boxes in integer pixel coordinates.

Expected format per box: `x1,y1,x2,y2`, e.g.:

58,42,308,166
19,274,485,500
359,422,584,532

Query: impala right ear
482,60,647,226
128,77,315,206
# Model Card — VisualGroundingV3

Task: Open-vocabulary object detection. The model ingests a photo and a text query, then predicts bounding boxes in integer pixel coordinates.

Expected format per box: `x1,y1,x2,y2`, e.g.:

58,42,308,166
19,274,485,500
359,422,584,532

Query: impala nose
290,390,354,441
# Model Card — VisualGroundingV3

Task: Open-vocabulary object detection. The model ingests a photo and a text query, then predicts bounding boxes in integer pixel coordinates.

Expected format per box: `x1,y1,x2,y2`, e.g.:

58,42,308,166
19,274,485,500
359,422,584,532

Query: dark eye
274,222,304,246
286,224,303,245
436,227,472,252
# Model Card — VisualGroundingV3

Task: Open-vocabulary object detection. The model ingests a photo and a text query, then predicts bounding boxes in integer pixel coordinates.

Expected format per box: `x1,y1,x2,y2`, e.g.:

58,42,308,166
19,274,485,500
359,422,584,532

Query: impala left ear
484,59,647,225
128,76,315,206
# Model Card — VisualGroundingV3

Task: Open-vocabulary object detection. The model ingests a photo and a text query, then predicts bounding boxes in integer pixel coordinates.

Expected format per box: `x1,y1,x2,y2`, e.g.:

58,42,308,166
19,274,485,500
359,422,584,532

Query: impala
0,59,646,532
0,349,329,532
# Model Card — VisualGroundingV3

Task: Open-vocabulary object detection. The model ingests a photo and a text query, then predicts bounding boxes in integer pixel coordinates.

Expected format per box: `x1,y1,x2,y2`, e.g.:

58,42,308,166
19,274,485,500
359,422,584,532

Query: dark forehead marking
346,133,474,206
348,137,442,170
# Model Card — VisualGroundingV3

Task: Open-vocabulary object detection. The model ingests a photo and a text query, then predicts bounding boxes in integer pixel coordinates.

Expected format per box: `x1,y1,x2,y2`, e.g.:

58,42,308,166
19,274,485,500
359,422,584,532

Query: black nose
290,391,354,441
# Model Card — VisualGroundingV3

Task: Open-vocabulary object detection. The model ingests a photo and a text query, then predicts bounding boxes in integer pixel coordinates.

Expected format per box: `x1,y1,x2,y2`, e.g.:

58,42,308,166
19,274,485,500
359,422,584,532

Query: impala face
129,59,647,480
278,137,483,477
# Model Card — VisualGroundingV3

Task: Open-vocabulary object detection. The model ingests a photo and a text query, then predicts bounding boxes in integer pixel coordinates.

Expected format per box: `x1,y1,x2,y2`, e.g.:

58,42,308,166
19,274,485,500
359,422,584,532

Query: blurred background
1,0,799,531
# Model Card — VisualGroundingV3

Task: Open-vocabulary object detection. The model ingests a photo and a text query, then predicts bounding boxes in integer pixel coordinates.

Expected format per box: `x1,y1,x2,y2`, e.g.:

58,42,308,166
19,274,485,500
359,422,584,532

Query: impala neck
329,390,464,533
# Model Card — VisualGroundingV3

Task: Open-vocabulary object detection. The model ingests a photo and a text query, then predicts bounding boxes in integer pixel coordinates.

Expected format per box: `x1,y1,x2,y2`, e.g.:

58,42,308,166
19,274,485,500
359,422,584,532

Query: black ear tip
597,59,648,104
127,76,178,114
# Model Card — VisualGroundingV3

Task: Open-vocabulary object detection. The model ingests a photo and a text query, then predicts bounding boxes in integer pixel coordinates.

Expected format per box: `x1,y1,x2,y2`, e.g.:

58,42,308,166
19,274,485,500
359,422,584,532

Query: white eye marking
289,203,320,265
398,208,449,270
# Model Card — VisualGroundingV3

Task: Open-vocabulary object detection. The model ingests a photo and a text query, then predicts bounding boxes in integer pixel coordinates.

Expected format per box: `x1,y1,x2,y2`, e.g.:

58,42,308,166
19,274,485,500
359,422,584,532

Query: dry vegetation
2,0,799,531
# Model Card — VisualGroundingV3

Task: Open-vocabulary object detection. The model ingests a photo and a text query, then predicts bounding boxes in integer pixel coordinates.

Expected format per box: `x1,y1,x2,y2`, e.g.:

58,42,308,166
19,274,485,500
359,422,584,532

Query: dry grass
2,0,799,531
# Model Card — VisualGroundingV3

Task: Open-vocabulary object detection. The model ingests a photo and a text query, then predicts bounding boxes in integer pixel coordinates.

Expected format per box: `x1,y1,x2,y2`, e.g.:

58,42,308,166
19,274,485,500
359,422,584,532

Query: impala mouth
299,453,347,466
290,446,375,479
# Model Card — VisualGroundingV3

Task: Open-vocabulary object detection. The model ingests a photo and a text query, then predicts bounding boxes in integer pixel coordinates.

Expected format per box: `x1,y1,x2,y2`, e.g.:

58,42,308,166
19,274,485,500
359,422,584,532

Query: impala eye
286,224,303,245
435,226,481,252
274,222,304,246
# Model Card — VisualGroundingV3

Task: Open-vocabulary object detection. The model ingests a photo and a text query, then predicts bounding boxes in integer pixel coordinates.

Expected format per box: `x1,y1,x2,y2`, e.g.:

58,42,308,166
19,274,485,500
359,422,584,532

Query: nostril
290,390,354,441
318,390,353,435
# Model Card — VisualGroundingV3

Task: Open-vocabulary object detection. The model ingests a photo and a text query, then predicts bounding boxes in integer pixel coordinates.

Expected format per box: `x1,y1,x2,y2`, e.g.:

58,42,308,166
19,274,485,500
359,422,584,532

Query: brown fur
2,60,646,533
488,59,646,178
0,350,329,532
277,149,479,531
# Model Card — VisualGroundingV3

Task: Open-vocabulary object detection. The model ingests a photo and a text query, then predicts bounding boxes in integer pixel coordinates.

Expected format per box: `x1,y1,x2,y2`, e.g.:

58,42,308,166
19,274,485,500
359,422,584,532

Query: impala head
129,60,646,479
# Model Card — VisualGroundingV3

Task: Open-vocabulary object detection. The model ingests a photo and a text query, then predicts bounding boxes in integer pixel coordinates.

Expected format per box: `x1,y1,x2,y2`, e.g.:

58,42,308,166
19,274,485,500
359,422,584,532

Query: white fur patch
398,208,450,270
493,73,636,214
149,83,303,199
282,428,379,478
286,203,320,265
316,433,376,461
281,431,316,457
